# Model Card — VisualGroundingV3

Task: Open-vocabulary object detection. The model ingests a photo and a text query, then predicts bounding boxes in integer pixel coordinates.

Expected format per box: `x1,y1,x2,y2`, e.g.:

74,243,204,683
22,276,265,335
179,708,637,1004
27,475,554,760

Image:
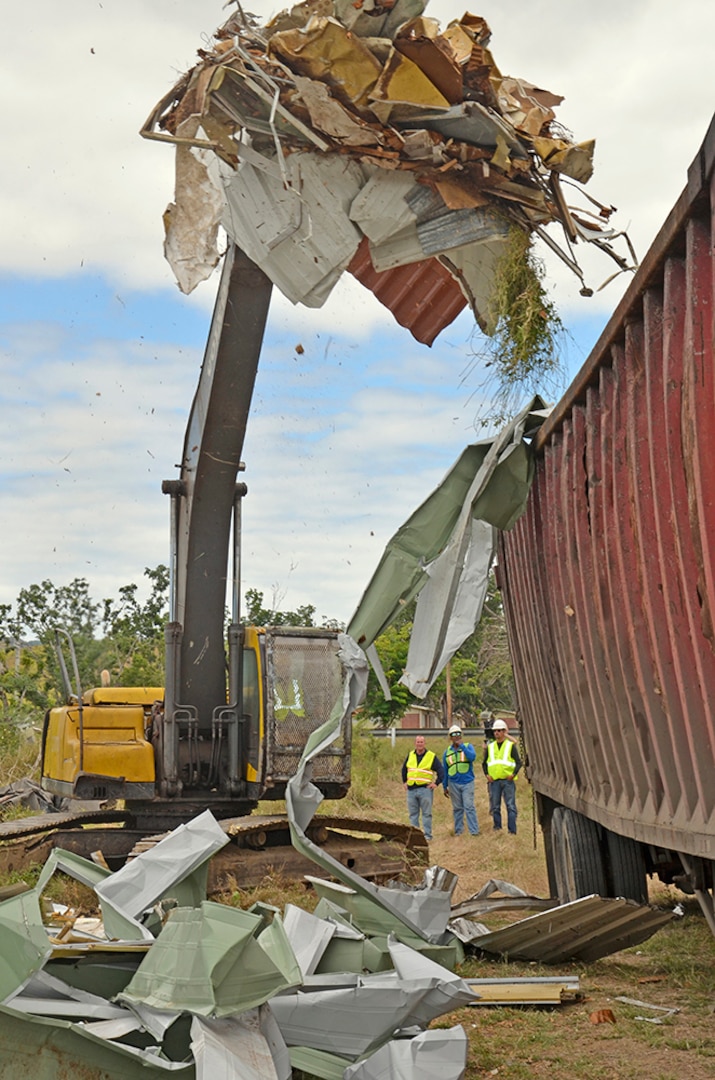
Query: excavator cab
41,625,351,825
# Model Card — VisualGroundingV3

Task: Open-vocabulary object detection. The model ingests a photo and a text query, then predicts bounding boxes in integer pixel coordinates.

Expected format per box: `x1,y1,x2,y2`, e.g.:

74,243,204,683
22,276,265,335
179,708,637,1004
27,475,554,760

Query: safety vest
274,678,304,720
406,749,437,786
487,738,516,780
445,745,472,777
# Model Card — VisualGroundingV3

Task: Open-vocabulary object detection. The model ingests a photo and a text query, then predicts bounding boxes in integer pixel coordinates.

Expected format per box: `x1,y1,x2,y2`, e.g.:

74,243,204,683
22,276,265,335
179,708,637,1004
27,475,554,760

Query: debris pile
143,0,634,346
0,640,672,1077
0,809,673,1078
0,812,472,1078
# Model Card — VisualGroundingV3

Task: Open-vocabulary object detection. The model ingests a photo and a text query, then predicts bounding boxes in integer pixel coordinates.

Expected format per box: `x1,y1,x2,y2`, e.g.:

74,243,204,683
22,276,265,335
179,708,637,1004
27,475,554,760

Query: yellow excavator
35,248,419,877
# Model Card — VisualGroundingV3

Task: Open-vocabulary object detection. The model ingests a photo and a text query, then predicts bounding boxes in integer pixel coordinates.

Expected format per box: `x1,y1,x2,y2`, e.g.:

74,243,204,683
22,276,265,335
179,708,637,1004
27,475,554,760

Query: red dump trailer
497,115,715,932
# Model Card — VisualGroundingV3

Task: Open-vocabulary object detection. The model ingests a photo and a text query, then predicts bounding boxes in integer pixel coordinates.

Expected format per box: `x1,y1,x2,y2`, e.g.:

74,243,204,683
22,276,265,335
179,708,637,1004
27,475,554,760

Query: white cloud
0,305,483,622
4,0,715,312
2,0,714,625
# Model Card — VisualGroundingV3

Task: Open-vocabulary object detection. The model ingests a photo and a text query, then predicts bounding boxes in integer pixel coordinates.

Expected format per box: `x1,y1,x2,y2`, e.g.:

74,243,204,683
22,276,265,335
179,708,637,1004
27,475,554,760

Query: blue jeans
489,778,517,833
447,780,479,835
406,785,434,840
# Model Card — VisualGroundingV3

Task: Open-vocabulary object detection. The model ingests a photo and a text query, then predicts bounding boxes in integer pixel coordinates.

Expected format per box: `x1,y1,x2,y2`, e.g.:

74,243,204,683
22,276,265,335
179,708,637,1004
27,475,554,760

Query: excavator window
242,647,260,729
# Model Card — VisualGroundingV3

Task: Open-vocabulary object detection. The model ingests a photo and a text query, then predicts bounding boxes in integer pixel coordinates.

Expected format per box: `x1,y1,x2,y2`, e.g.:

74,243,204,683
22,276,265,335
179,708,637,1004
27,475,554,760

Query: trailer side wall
498,116,715,860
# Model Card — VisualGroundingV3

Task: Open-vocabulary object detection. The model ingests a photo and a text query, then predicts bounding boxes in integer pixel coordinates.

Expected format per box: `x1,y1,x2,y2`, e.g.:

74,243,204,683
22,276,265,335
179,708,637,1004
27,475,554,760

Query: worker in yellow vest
482,718,522,833
402,734,443,842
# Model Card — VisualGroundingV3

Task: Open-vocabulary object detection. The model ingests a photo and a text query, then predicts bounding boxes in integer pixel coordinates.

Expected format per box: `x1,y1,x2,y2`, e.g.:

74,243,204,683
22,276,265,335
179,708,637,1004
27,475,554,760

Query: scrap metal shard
268,17,383,110
461,895,674,963
393,17,465,104
142,2,635,341
0,800,474,1076
348,238,467,345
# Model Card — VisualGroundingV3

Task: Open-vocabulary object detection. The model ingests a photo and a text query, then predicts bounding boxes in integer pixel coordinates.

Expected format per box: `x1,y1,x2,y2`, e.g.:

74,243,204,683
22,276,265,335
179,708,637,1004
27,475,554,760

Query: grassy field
314,731,715,1080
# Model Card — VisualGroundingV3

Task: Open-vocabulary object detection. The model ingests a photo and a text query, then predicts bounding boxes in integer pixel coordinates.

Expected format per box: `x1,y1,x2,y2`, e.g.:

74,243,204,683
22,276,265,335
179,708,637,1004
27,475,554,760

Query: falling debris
347,397,549,688
142,0,635,358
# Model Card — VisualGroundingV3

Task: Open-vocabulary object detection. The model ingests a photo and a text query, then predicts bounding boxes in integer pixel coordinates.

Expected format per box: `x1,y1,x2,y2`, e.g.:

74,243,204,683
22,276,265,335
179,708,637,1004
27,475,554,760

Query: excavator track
0,809,428,888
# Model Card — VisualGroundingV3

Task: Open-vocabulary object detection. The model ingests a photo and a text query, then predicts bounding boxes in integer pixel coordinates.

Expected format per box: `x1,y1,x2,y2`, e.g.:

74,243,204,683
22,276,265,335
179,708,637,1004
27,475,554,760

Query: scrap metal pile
0,812,672,1079
0,813,473,1079
143,0,634,344
0,639,672,1077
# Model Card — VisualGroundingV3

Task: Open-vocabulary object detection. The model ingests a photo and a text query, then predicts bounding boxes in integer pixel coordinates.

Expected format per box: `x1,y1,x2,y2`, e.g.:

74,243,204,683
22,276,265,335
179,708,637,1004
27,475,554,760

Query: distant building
399,705,441,730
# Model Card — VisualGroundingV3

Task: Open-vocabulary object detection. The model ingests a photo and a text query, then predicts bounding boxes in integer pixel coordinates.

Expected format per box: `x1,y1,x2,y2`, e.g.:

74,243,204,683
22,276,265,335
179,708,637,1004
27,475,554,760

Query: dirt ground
321,761,715,1080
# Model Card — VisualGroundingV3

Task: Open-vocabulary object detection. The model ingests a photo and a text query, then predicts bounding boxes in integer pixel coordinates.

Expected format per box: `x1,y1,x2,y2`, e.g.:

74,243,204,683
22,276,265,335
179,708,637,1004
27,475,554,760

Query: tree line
0,568,514,734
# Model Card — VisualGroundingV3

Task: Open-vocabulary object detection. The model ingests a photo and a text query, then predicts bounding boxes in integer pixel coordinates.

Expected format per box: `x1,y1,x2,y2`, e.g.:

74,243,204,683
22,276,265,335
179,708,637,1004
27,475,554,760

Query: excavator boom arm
165,245,272,729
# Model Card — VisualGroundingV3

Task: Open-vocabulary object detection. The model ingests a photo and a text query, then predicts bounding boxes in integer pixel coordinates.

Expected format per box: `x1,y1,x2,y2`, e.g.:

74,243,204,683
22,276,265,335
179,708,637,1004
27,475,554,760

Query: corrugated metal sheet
498,114,715,857
468,896,673,964
348,238,466,346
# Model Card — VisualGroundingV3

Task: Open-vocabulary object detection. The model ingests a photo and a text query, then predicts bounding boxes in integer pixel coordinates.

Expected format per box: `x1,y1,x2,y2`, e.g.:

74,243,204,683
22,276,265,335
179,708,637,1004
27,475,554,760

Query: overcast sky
1,0,713,627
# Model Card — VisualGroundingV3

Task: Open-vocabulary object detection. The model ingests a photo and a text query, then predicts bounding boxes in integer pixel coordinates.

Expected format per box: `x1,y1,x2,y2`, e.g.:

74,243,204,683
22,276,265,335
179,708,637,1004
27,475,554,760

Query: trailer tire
551,807,607,902
604,830,648,903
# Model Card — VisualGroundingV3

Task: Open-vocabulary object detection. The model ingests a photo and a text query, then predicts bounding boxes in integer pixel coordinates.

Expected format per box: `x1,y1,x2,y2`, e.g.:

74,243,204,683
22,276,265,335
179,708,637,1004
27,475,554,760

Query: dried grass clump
465,224,569,429
486,225,564,387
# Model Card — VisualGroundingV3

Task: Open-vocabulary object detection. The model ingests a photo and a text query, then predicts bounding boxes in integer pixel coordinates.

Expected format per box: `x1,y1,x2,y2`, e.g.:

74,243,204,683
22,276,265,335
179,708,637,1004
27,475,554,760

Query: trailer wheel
551,807,607,902
604,830,648,903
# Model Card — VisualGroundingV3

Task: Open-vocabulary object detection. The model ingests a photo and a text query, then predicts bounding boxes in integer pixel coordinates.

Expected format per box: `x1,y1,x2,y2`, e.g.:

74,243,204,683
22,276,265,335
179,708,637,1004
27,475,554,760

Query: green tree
0,642,55,720
431,572,515,720
362,573,514,726
0,573,343,728
244,588,317,628
100,565,169,686
9,577,104,701
362,607,416,727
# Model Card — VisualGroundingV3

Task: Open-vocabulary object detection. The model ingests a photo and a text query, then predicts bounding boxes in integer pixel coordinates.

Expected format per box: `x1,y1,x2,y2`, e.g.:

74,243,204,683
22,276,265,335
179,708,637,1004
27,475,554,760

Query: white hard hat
492,719,508,731
448,724,462,736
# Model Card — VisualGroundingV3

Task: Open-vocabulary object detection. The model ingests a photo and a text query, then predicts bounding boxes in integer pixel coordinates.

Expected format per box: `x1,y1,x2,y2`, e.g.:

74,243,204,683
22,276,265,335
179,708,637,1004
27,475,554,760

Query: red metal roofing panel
498,115,715,858
348,237,467,346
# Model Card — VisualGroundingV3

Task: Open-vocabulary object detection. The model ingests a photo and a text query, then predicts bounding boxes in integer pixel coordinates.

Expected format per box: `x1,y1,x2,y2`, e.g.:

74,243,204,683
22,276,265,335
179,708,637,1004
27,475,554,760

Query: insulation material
293,76,383,145
163,118,224,294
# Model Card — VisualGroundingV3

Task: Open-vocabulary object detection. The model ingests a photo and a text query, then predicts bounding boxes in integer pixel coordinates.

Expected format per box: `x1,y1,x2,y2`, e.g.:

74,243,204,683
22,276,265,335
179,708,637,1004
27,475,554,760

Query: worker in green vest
402,734,443,842
482,718,522,833
442,724,480,836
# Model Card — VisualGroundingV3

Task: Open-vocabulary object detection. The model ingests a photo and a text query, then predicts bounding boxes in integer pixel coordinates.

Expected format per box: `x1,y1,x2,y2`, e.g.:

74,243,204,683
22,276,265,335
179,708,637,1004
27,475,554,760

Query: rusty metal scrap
142,1,634,335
